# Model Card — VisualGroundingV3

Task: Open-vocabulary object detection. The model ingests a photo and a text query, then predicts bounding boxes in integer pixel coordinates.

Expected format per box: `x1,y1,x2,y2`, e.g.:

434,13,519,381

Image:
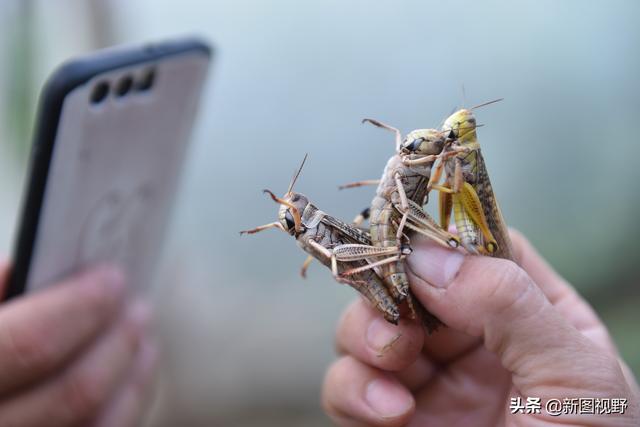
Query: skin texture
0,259,158,427
322,230,640,426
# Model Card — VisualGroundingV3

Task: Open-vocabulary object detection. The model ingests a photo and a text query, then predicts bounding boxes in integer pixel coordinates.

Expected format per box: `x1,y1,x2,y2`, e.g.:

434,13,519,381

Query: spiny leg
333,244,401,262
438,181,453,230
403,222,459,249
401,154,439,166
300,255,314,278
453,158,464,193
391,172,411,243
245,227,399,324
340,254,403,277
338,180,380,190
392,172,417,254
305,239,370,287
362,118,402,151
457,182,498,253
307,239,333,259
397,199,460,247
427,160,445,191
453,196,481,255
239,222,285,235
394,172,409,211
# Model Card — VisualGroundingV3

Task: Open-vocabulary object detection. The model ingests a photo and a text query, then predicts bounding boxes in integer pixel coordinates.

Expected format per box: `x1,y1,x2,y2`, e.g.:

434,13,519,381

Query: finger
413,230,617,359
0,301,150,427
393,356,437,392
336,299,424,371
0,266,126,393
322,356,415,427
422,226,598,363
419,324,481,364
92,337,159,427
509,229,617,354
406,239,630,401
412,347,511,423
510,228,577,303
0,256,9,299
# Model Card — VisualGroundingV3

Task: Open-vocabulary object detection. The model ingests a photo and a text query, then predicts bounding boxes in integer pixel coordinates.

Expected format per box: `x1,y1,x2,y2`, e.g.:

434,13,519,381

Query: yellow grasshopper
429,99,516,261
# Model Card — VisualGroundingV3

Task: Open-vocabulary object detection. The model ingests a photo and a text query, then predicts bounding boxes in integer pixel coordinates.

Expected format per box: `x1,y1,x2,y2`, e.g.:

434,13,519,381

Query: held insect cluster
241,99,514,333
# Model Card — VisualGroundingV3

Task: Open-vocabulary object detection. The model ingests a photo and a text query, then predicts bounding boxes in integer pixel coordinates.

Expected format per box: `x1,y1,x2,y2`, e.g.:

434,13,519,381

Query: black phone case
5,37,211,299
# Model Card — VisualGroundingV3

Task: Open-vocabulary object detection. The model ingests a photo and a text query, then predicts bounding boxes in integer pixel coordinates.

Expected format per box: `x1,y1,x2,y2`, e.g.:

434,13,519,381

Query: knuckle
484,261,533,317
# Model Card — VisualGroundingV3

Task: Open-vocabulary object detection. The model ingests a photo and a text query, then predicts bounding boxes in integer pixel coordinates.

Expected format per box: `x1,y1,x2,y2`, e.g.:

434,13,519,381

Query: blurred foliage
5,0,35,163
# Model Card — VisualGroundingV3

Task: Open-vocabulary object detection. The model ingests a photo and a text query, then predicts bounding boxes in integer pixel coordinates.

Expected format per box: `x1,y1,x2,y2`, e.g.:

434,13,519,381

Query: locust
240,155,425,325
428,99,516,261
339,119,461,330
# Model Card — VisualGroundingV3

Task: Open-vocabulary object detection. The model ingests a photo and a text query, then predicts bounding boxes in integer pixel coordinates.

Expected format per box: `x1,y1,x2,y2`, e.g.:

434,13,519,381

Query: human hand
0,259,158,427
323,231,640,426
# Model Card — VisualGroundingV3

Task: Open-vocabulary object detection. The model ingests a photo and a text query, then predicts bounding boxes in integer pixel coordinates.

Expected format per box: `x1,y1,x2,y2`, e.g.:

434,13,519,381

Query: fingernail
365,377,413,418
407,239,464,288
367,317,400,353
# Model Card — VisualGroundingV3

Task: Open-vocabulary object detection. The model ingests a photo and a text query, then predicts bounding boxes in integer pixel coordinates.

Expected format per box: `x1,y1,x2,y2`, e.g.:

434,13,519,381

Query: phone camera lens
90,82,109,104
136,68,155,91
115,75,134,97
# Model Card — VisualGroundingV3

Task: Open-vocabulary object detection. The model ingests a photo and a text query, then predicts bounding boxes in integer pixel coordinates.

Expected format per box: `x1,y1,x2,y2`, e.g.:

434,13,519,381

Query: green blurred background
0,1,638,425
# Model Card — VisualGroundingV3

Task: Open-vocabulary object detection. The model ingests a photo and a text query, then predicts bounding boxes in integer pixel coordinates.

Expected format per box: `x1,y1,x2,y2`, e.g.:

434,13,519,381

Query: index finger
0,266,126,394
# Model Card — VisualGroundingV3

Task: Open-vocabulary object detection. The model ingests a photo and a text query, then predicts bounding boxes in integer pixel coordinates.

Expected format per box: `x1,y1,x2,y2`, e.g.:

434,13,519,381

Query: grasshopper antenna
287,153,308,195
470,98,504,110
263,189,303,232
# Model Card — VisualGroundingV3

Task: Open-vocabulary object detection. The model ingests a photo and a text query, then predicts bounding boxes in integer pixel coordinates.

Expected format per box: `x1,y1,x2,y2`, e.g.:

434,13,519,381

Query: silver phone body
21,43,210,294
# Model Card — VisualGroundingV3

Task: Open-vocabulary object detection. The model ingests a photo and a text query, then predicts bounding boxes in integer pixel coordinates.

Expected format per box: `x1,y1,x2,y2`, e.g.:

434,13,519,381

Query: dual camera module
90,68,155,104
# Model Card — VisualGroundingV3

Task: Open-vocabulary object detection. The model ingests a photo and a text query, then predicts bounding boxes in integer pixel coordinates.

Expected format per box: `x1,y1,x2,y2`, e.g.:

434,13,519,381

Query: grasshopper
240,155,422,325
429,99,515,261
339,120,461,329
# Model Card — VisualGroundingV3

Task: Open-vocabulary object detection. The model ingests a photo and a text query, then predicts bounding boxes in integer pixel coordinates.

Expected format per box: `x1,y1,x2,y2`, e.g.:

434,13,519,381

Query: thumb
406,238,633,402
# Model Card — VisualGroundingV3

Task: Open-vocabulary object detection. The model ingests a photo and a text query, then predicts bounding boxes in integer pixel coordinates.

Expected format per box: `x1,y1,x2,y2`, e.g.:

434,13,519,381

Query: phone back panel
8,39,211,297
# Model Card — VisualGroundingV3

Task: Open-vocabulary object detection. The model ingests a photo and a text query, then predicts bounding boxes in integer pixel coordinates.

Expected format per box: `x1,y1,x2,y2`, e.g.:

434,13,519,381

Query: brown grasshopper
429,99,516,261
339,120,461,330
240,155,421,325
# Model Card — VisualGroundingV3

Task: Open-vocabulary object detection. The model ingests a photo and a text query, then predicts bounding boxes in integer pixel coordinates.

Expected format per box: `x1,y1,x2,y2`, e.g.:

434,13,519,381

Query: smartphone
5,37,212,299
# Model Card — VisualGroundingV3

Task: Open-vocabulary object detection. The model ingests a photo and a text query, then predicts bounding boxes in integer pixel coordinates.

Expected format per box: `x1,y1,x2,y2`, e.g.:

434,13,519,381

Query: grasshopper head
442,109,477,143
401,129,446,156
275,191,309,236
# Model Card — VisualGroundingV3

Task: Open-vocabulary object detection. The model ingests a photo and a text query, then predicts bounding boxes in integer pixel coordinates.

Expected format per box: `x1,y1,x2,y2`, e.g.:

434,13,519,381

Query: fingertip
71,265,128,313
337,299,424,371
323,356,414,427
365,376,415,421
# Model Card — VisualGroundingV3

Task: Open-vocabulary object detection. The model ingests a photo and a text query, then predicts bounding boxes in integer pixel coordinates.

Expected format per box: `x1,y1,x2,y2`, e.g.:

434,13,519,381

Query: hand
0,259,158,427
322,231,640,426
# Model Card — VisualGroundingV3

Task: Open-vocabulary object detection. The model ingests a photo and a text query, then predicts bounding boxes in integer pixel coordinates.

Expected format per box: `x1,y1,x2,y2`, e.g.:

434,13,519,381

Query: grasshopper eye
284,211,296,230
404,138,423,152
